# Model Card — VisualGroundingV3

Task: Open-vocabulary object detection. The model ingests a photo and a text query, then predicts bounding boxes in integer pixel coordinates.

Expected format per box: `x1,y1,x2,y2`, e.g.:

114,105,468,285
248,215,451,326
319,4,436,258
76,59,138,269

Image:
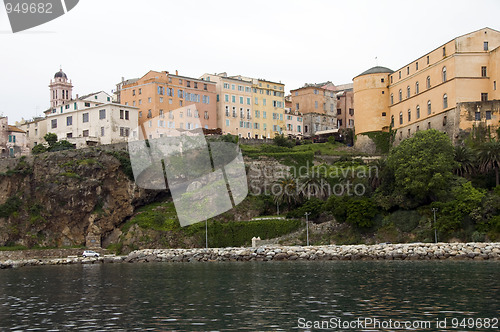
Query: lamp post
205,219,208,249
305,212,311,246
431,208,438,243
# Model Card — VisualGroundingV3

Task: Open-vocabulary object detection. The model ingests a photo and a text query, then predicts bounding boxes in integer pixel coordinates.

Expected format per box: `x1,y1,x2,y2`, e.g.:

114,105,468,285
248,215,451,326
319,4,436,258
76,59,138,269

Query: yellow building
354,27,500,146
251,78,286,139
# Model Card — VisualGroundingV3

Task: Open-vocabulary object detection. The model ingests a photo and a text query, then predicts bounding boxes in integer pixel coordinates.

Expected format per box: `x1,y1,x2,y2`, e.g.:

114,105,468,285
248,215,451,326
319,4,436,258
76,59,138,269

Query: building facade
354,27,500,145
118,70,217,139
290,82,338,138
0,117,29,158
16,117,47,149
200,73,286,139
334,83,355,130
284,108,303,138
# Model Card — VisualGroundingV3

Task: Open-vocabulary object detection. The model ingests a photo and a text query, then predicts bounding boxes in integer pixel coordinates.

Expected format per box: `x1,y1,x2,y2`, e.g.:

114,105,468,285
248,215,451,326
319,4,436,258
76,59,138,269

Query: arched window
415,82,419,94
391,115,394,126
427,100,432,115
399,112,403,125
443,94,448,108
442,67,447,82
427,76,431,89
407,86,411,98
408,109,411,122
399,89,402,102
416,105,420,119
390,93,394,105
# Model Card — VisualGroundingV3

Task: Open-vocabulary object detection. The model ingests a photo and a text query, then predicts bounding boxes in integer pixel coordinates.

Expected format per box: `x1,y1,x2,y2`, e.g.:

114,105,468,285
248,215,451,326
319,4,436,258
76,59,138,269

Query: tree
454,145,476,178
299,172,328,200
386,129,456,206
273,176,300,207
44,133,58,148
31,144,47,155
273,134,295,148
478,140,500,186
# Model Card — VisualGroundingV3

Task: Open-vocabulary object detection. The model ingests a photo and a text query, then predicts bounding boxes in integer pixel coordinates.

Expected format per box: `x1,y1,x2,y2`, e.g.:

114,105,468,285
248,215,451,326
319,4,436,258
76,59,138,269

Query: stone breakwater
1,243,499,269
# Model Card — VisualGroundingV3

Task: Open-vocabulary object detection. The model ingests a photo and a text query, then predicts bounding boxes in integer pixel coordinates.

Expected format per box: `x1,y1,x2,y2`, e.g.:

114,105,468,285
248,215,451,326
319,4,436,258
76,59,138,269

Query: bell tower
49,68,73,108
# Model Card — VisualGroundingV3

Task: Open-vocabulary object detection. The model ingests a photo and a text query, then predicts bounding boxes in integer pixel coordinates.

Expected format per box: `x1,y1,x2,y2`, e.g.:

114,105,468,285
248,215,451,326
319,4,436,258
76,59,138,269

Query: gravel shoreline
1,242,499,269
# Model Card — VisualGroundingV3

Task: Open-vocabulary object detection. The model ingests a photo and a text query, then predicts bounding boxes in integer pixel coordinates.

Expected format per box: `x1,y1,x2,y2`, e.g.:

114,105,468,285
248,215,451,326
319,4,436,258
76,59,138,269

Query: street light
205,219,208,249
305,212,311,246
431,208,438,243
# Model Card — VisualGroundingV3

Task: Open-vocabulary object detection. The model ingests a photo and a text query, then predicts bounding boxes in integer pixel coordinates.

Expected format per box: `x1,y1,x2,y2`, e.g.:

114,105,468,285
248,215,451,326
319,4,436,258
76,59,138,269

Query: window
426,55,429,64
83,130,89,137
84,102,90,107
247,97,251,105
443,94,448,108
382,112,386,117
101,127,105,136
398,71,401,79
415,82,419,94
416,105,420,119
390,76,393,84
481,66,487,77
443,116,447,126
407,66,409,75
494,81,497,90
139,111,142,118
125,110,129,120
119,127,130,137
160,97,163,103
390,94,394,105
83,113,89,123
120,109,124,119
132,89,136,96
475,112,481,121
427,101,432,115
138,88,142,95
484,41,489,51
204,111,208,119
391,115,394,126
442,47,446,56
232,95,236,103
398,89,402,102
99,109,106,119
239,96,243,104
399,112,403,125
51,119,57,129
315,101,318,109
381,78,384,83
66,133,72,138
427,122,431,129
139,100,142,105
486,111,492,120
186,81,191,88
481,93,488,101
263,99,266,106
66,116,72,126
313,89,318,95
231,84,235,90
349,109,354,116
296,103,299,110
408,109,411,122
407,86,410,98
147,110,152,118
426,76,431,89
416,62,419,70
442,67,447,82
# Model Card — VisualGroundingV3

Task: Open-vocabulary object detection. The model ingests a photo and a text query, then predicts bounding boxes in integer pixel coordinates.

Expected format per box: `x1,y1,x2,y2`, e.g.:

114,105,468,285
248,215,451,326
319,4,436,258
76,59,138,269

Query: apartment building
200,73,286,139
354,27,500,144
117,70,217,139
0,117,29,158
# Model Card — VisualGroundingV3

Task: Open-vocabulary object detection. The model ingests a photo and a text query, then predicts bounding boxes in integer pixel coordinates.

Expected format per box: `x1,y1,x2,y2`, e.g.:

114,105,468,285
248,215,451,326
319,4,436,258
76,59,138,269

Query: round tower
353,66,393,135
49,68,73,108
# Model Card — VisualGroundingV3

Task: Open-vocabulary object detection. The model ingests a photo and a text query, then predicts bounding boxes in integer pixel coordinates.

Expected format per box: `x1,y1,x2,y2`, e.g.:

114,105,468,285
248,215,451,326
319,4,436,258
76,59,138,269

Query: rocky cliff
0,148,164,248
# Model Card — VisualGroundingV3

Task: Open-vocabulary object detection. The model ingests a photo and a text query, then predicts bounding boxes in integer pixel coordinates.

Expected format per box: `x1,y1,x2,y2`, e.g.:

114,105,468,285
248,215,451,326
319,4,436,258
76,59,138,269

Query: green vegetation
360,131,392,154
32,133,75,154
107,151,134,180
0,196,22,219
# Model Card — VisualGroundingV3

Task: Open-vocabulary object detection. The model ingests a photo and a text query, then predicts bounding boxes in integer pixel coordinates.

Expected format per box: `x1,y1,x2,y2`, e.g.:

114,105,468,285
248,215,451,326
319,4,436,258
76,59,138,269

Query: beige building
354,27,500,145
200,73,286,139
290,82,338,138
0,117,29,158
284,108,303,138
17,117,47,149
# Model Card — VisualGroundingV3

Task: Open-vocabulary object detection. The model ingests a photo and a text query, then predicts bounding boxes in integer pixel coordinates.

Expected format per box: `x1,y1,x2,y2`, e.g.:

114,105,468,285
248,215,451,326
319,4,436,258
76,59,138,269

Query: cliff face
0,149,163,248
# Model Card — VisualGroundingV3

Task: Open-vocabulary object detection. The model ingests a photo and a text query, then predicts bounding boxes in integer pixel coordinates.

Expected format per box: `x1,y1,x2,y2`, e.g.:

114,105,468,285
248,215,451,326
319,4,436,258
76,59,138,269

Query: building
16,117,47,149
284,96,303,138
290,82,339,138
200,73,286,139
334,83,355,130
353,27,500,146
117,70,217,139
43,70,138,148
0,117,29,158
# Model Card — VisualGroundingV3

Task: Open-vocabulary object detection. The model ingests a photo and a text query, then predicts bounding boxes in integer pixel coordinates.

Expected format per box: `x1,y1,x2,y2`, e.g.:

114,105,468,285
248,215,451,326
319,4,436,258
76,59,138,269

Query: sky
0,0,499,123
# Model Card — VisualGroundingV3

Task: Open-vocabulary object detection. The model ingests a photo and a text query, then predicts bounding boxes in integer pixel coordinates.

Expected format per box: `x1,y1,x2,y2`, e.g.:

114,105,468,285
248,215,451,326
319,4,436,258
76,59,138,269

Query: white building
35,70,140,149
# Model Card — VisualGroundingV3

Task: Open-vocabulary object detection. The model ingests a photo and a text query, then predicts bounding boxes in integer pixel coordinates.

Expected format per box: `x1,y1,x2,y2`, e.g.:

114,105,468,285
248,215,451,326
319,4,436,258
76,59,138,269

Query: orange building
117,70,217,139
354,27,500,146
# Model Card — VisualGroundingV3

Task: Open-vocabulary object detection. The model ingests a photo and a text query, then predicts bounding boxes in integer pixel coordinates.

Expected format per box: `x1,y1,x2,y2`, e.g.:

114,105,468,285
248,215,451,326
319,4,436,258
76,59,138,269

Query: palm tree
299,172,328,200
478,140,500,186
273,176,300,210
368,158,386,190
454,145,476,178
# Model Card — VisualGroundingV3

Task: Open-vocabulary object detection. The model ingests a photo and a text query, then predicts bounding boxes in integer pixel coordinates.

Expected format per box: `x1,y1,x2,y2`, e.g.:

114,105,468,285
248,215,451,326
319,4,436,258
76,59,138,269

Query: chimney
121,77,124,82
176,70,178,76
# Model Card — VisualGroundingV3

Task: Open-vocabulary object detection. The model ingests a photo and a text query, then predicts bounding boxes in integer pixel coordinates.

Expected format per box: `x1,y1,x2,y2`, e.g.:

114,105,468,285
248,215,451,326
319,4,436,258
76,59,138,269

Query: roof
354,66,394,78
315,129,339,135
8,125,25,133
54,69,67,79
78,91,109,100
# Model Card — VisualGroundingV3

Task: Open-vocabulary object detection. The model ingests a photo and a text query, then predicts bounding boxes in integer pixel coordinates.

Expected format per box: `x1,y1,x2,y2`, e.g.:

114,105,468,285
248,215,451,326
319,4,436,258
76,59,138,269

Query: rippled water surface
0,261,498,331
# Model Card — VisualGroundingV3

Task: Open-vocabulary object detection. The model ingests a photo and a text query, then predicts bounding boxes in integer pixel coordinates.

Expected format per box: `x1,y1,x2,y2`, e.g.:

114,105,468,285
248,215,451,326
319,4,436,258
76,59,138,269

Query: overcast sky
0,0,499,123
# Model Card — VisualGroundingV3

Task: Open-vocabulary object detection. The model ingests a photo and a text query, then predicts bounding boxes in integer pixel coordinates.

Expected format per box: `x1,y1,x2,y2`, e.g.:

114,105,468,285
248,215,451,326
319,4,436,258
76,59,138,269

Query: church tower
49,68,73,108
